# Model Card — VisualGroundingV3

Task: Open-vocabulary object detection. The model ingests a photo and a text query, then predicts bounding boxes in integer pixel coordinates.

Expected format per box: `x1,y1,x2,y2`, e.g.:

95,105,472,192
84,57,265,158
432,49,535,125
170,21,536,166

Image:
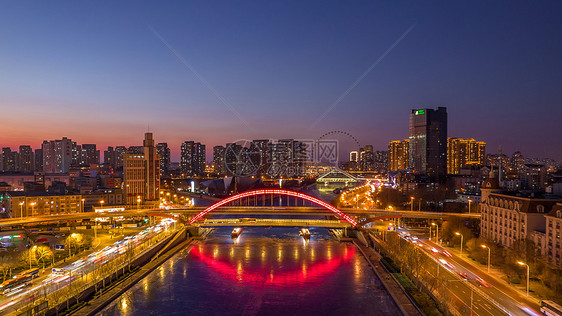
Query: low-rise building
1,191,82,218
480,192,560,248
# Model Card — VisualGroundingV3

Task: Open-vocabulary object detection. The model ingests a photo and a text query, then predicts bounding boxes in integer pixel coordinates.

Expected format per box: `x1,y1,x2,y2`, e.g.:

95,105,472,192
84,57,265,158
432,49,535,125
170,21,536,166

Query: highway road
394,227,542,316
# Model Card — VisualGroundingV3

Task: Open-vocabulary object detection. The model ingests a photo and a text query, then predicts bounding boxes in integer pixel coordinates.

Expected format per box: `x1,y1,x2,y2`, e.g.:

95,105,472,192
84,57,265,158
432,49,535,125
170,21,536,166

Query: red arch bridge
182,189,404,228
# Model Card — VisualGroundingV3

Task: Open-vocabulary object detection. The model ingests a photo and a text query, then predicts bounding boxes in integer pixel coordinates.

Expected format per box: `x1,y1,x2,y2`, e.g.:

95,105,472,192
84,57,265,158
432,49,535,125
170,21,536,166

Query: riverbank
352,238,423,316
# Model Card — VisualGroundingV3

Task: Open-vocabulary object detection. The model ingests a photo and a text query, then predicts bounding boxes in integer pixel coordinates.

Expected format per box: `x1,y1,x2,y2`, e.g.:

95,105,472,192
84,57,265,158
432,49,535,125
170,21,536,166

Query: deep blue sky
1,1,561,161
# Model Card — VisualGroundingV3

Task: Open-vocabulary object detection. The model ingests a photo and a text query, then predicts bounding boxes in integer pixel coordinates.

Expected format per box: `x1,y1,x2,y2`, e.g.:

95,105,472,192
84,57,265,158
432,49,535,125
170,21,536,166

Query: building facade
212,145,226,176
447,138,486,174
3,192,82,218
156,143,171,176
42,137,75,173
480,192,559,248
180,141,206,176
388,139,409,171
545,204,562,267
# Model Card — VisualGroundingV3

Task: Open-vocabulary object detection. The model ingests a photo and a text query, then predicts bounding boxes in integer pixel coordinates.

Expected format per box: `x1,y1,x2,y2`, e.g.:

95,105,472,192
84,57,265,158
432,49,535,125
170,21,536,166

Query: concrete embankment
351,236,423,316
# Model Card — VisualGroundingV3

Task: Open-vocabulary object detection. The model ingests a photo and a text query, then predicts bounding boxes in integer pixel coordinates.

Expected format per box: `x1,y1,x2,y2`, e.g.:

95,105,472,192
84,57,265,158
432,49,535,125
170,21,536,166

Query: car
458,272,470,280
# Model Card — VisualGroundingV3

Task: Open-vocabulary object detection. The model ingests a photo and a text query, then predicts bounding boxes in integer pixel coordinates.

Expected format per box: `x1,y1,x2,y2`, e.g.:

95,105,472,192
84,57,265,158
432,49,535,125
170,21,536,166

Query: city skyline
1,2,562,160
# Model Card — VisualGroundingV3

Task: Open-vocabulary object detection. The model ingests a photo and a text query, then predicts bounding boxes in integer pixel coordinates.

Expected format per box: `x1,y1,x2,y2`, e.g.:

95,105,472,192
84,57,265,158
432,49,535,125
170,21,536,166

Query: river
98,227,399,316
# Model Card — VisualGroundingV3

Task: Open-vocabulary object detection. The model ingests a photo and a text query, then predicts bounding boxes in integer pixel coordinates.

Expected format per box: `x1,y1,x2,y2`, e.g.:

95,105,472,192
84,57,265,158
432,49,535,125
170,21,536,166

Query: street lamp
432,222,439,244
137,196,141,210
518,261,530,297
410,196,414,212
468,199,472,214
30,202,36,216
481,244,491,273
19,201,25,220
100,200,104,208
81,198,85,213
455,232,464,256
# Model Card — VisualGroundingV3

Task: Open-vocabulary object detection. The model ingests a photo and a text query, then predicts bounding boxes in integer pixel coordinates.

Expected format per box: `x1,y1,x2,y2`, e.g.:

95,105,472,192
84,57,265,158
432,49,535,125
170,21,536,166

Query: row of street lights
453,231,531,297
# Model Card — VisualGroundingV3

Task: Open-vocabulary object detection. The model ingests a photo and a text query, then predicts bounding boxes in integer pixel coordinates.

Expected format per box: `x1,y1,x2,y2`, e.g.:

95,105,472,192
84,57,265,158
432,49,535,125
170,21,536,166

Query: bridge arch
189,189,357,226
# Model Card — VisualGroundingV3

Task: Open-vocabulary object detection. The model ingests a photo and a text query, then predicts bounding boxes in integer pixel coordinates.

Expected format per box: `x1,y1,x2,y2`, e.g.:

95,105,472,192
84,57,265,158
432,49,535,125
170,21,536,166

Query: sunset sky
1,1,561,161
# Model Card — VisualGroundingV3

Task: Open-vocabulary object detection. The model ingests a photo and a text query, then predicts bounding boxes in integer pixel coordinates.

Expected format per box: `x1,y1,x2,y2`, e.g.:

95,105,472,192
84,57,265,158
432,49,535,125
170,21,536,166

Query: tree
34,245,53,268
0,252,17,281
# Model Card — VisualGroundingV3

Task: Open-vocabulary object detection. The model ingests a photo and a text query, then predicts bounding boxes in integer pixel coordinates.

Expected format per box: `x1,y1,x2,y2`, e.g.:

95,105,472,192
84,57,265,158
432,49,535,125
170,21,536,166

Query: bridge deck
199,218,350,228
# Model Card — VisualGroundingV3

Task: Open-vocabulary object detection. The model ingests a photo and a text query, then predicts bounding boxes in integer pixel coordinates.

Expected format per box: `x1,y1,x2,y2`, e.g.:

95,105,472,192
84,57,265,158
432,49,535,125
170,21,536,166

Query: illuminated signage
415,110,425,115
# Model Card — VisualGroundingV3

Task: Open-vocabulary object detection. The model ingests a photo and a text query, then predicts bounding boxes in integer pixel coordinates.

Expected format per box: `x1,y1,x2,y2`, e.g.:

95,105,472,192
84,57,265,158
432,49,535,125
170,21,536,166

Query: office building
409,107,448,181
180,141,206,176
447,138,486,174
388,139,409,171
123,133,160,205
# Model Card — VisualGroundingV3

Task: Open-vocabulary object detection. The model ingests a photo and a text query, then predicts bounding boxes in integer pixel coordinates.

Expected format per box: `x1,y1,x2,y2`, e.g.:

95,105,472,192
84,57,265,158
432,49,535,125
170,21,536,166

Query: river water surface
98,227,399,316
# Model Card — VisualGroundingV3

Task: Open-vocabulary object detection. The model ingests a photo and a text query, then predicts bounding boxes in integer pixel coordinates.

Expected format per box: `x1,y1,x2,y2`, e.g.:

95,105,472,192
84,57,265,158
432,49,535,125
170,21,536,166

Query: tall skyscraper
156,143,171,176
180,141,206,176
447,138,486,174
388,139,409,171
123,133,160,205
409,107,448,181
19,145,34,172
42,137,75,173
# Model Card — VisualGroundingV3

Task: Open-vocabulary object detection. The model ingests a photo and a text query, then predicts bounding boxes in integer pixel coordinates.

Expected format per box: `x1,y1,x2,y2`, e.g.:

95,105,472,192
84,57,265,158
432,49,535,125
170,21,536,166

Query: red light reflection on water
189,245,355,287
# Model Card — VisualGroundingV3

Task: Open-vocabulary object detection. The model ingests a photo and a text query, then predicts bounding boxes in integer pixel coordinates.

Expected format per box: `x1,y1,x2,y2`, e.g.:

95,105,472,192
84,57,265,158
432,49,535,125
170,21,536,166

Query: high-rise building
156,143,171,175
409,107,448,181
19,145,34,172
123,133,160,205
34,148,43,172
42,137,75,173
268,139,307,178
359,145,374,171
251,139,270,176
1,148,18,172
180,141,206,176
115,146,127,170
388,139,409,171
80,144,100,165
212,145,226,176
104,146,116,168
446,138,486,174
349,151,358,162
